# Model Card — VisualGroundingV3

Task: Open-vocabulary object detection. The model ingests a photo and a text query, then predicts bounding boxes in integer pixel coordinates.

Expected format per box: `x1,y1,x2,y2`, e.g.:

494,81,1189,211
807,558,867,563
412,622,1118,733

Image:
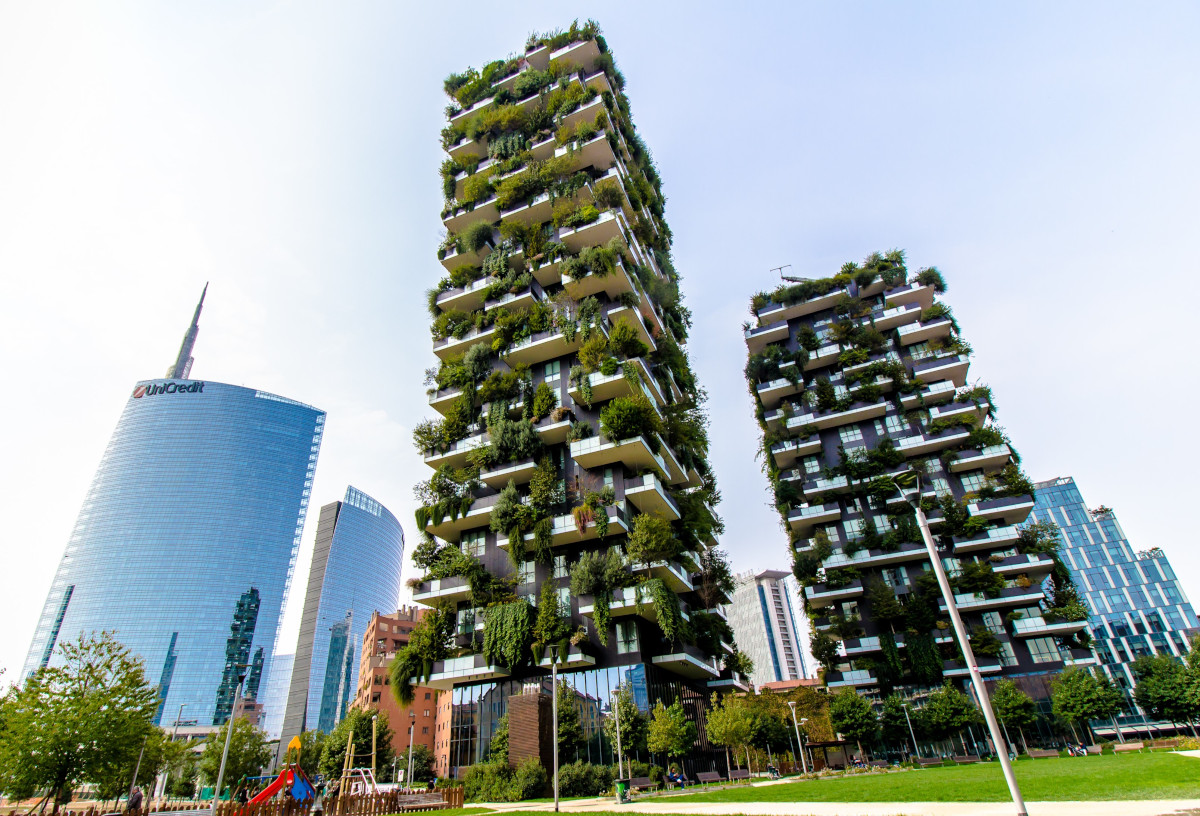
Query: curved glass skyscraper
23,289,325,728
280,486,403,744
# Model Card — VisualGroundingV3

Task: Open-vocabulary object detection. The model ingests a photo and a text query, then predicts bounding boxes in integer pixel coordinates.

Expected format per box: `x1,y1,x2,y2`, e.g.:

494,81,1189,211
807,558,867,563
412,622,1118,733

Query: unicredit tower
23,286,325,729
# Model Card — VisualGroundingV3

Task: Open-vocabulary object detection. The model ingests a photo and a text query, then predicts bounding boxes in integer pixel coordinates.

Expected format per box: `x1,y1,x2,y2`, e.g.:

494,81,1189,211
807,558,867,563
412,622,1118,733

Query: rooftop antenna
167,283,207,380
772,264,808,284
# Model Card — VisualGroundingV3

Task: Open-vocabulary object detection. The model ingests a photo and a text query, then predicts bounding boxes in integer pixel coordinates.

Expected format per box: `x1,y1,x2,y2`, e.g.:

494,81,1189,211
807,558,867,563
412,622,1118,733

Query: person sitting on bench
666,767,686,789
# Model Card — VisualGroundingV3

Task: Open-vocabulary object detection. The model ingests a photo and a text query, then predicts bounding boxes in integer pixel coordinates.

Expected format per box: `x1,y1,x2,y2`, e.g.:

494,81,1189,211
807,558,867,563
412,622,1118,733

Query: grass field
667,753,1200,802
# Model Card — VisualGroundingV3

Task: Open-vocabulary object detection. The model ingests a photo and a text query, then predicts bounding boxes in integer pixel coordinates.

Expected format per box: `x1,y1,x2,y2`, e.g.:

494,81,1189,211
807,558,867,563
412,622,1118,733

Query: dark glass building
279,486,403,746
1031,476,1199,735
24,289,325,728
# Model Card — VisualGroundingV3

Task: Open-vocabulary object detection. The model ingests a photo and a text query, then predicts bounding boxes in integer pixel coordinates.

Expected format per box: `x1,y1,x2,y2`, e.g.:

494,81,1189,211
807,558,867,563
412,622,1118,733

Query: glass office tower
24,378,325,727
279,486,403,746
1031,476,1199,734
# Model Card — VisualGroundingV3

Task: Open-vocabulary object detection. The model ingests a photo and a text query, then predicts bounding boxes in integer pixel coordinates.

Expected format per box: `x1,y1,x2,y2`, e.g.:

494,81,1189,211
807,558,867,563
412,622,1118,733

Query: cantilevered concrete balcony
805,578,863,608
428,385,466,416
534,417,573,446
578,586,691,623
498,191,553,227
559,207,626,253
745,320,788,354
563,254,637,301
479,457,539,489
623,473,680,520
631,559,694,593
893,427,971,457
550,37,602,71
823,541,928,570
939,586,1045,613
755,286,849,328
756,376,802,409
869,301,923,331
433,325,497,360
412,576,472,606
912,353,970,387
499,505,631,551
843,633,905,656
1011,616,1089,638
435,275,498,314
708,673,751,693
788,399,888,432
898,317,954,346
423,431,487,469
804,342,843,371
571,434,671,482
900,380,956,409
565,357,666,408
653,643,721,680
992,553,1055,579
825,669,877,688
553,132,617,174
787,503,841,536
443,194,500,233
446,135,487,163
769,435,823,468
801,474,851,501
949,444,1012,473
968,495,1035,525
425,654,510,690
943,658,1002,678
952,524,1021,554
606,305,657,351
504,322,601,366
538,646,596,671
883,282,935,310
929,400,990,425
424,493,502,541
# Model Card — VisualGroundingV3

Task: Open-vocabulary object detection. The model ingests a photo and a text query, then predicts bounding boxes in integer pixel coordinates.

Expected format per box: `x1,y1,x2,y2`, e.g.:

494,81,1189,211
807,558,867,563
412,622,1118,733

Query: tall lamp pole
893,471,1027,816
787,702,808,775
551,645,560,813
406,712,415,790
902,703,920,759
372,715,378,781
612,680,625,780
211,669,247,816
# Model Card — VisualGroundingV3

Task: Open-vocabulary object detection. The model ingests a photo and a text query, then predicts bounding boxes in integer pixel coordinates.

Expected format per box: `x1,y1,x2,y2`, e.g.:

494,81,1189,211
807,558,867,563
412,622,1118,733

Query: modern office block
25,288,325,728
726,569,811,687
279,486,404,747
1031,476,1199,733
259,652,294,740
743,254,1095,697
407,23,732,777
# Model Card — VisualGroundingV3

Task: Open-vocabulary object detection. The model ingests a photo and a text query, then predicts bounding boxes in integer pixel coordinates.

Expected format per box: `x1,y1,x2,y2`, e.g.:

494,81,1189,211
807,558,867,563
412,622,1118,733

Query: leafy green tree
916,683,981,752
0,632,159,812
990,678,1037,752
602,683,647,770
392,744,434,783
646,701,696,763
533,581,571,659
555,680,585,761
1052,667,1121,741
705,693,751,774
486,714,509,763
1133,654,1199,730
199,718,271,794
828,688,878,757
878,695,913,754
318,707,395,780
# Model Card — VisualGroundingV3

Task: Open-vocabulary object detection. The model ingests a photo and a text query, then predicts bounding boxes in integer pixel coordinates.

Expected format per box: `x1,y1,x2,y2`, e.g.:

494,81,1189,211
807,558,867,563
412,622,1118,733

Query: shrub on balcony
608,318,650,359
530,382,557,421
824,566,859,590
600,395,662,449
570,548,628,644
483,600,535,668
459,220,495,254
567,420,594,441
969,626,1003,658
635,578,685,643
953,561,1005,597
810,630,840,672
626,514,680,566
927,413,976,436
389,604,454,706
916,266,947,292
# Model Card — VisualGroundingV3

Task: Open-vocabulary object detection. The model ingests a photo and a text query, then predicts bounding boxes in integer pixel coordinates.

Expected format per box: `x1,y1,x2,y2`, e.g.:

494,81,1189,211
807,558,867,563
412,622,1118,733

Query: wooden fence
59,790,465,816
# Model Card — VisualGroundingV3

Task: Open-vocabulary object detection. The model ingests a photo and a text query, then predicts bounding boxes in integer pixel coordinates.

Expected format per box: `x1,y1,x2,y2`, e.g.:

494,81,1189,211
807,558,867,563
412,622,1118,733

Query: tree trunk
1018,726,1028,754
725,746,731,778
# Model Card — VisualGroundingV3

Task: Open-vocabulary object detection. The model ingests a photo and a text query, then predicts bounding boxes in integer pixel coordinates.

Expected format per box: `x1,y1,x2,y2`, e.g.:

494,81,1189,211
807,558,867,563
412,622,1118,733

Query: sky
1,2,1198,682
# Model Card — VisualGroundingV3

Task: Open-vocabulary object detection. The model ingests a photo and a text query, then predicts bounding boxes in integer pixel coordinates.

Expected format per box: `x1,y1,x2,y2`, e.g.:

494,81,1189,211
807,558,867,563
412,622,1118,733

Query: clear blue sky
1,2,1197,679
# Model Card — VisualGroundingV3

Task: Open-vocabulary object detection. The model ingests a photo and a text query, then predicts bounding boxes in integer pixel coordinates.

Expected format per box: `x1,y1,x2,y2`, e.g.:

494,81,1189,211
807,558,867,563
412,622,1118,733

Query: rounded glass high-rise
24,378,325,727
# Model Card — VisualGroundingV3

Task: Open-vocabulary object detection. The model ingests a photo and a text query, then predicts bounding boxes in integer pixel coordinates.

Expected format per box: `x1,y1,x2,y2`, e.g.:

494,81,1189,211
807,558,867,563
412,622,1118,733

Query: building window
885,414,907,434
616,621,639,654
1027,637,1061,664
802,455,822,475
518,561,535,585
554,555,568,579
422,726,429,735
843,518,864,540
838,425,864,445
998,641,1018,667
929,477,952,496
424,709,430,717
908,341,932,360
425,691,431,700
544,360,561,379
461,530,486,557
960,472,987,494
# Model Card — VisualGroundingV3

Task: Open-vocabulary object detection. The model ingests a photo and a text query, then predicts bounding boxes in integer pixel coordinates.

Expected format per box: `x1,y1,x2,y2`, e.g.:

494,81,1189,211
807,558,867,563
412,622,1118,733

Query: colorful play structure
245,765,316,806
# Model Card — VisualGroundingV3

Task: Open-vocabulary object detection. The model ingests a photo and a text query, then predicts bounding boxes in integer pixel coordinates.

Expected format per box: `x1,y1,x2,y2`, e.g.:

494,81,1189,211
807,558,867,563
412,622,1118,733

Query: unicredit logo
133,382,205,398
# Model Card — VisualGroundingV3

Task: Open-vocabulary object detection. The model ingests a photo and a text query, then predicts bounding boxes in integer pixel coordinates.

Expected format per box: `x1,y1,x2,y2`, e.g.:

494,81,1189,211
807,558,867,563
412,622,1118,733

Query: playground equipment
246,766,316,806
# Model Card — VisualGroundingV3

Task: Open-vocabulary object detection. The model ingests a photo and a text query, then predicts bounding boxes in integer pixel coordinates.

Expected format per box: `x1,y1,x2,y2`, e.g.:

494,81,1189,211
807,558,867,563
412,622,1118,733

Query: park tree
878,696,914,755
990,678,1037,752
486,714,509,763
647,701,696,764
828,688,878,758
705,693,751,775
916,683,981,754
199,718,271,795
1052,667,1125,742
391,744,434,783
1133,654,1200,734
555,680,585,761
318,707,395,780
0,632,159,813
282,730,327,775
602,683,647,772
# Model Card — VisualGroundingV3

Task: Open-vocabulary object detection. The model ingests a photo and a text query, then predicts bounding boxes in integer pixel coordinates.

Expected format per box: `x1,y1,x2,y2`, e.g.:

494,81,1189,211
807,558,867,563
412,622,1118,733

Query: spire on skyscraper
167,283,207,380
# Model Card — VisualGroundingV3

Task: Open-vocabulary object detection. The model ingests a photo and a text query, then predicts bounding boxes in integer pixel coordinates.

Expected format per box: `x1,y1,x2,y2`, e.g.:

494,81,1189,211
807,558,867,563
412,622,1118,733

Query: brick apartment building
351,607,437,762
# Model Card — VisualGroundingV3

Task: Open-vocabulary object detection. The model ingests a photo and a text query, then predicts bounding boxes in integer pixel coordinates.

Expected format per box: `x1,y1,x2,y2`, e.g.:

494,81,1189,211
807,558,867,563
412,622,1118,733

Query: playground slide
248,770,289,805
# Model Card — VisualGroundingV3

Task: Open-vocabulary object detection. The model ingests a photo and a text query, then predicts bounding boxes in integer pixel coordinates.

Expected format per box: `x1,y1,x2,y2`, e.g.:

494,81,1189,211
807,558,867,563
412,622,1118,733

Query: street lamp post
902,703,920,759
372,715,378,781
406,712,415,790
211,670,247,816
787,702,808,775
612,680,625,781
550,645,560,813
894,472,1027,816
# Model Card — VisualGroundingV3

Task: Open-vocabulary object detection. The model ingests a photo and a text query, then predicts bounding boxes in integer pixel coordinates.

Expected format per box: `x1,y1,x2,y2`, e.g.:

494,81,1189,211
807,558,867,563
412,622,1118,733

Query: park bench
727,769,751,782
1114,741,1144,754
1148,739,1180,750
1027,749,1059,758
1086,745,1102,755
396,793,448,812
869,760,889,768
695,772,723,785
916,757,944,767
952,755,981,764
629,777,659,792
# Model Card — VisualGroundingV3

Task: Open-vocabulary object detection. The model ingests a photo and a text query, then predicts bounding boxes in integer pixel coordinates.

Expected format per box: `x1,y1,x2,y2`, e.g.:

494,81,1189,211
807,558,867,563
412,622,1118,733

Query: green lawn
667,753,1200,802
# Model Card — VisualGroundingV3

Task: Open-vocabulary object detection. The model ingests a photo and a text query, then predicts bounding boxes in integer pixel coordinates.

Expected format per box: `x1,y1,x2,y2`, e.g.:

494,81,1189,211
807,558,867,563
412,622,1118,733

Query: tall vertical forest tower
743,254,1095,698
401,22,738,771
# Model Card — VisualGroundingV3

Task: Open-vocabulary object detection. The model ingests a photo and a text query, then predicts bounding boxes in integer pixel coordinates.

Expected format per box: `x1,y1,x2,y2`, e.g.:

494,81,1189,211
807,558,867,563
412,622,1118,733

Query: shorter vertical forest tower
743,253,1094,697
393,22,740,773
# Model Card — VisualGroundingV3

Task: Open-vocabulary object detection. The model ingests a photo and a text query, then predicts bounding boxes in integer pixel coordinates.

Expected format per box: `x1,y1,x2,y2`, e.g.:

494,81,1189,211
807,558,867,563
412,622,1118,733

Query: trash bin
615,778,630,804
